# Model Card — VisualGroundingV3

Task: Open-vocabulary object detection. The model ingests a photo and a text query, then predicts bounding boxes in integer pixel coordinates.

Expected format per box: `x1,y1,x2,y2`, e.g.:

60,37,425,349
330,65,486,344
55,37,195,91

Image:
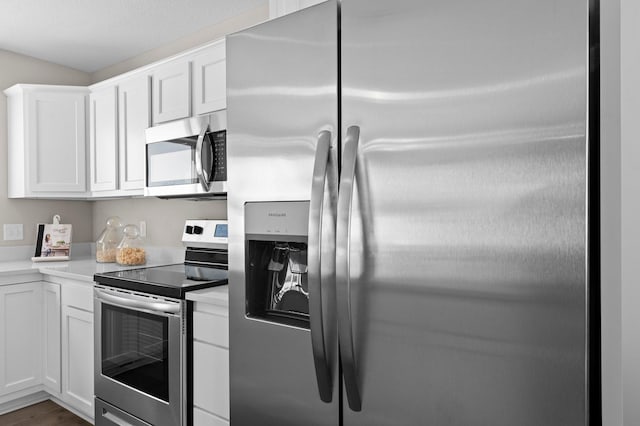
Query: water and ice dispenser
245,201,310,328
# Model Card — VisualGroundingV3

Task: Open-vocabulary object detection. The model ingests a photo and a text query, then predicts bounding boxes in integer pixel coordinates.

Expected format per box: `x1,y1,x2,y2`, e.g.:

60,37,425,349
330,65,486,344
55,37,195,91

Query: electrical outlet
3,224,23,241
139,221,147,237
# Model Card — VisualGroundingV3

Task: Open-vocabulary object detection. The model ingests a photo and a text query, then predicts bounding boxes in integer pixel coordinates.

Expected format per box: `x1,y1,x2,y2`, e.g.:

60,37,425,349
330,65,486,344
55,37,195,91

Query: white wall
620,0,640,424
601,0,640,424
600,0,622,423
0,50,94,247
90,3,268,84
92,198,228,247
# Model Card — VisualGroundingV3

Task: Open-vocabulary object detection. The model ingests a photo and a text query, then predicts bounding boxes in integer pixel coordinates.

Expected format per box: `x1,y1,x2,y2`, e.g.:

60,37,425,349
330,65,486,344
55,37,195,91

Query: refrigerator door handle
336,125,362,411
308,129,333,403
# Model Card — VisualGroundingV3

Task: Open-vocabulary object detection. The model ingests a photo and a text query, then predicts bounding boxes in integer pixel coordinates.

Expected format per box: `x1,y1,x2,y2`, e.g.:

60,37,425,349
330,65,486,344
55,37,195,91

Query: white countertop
0,244,184,283
0,256,181,283
0,245,228,306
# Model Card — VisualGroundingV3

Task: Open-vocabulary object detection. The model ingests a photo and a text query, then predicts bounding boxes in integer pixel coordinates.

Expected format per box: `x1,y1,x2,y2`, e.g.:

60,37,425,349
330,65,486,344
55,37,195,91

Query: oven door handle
101,410,140,426
95,288,181,315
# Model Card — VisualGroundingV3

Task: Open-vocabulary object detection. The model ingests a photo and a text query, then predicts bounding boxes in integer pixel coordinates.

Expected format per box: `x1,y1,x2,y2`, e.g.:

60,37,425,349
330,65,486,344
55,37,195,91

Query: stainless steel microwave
144,110,227,198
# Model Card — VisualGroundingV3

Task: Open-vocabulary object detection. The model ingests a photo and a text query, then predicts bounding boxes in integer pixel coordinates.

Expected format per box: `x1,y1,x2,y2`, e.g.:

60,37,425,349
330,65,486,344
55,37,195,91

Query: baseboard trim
0,390,49,415
0,390,94,424
49,395,94,424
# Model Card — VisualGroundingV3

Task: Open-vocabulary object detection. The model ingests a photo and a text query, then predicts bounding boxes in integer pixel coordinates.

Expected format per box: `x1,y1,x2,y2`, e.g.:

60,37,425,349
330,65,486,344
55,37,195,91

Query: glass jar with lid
96,216,123,263
116,224,146,266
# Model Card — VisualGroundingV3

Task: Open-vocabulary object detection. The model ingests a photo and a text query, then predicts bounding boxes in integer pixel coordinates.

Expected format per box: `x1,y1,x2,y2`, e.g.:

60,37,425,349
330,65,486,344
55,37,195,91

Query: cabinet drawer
193,310,228,348
193,341,229,419
193,407,229,426
61,281,93,312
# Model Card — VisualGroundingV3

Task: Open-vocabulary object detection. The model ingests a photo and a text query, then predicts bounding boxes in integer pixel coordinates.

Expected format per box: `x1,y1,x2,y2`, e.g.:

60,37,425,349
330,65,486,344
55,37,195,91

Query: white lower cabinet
0,282,42,396
192,301,229,426
60,279,94,418
62,305,94,417
42,282,61,394
0,278,93,419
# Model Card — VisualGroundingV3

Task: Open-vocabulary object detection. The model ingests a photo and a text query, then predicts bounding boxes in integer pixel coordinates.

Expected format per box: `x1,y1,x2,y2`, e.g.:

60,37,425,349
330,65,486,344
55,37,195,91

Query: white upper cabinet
152,60,191,124
118,74,151,191
88,74,150,197
4,84,88,198
193,40,227,115
89,86,118,192
5,38,228,199
269,0,326,18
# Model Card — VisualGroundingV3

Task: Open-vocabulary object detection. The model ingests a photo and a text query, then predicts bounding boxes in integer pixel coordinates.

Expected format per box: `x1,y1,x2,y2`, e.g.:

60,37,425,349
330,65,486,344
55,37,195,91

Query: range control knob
193,225,204,235
185,225,194,234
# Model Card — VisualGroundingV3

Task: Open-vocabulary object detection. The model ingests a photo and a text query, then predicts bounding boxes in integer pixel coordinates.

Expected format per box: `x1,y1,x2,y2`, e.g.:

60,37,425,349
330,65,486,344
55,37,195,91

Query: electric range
92,219,227,426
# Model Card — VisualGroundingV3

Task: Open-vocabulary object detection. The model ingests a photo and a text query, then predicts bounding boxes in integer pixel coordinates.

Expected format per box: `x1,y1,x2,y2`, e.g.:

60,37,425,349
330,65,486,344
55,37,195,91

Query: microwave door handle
308,130,335,403
336,125,362,411
195,126,211,192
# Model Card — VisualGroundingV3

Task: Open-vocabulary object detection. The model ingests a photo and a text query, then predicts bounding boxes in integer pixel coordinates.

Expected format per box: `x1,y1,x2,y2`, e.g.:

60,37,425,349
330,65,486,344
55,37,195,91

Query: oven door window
101,304,169,402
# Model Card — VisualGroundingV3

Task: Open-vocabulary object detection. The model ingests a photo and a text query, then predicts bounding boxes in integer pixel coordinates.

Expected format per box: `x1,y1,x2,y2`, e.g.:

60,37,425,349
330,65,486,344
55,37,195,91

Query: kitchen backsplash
93,198,228,247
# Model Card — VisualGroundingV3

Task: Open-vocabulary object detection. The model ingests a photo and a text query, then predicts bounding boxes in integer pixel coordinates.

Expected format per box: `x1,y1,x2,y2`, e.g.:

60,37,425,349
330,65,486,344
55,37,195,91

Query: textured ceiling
0,0,265,72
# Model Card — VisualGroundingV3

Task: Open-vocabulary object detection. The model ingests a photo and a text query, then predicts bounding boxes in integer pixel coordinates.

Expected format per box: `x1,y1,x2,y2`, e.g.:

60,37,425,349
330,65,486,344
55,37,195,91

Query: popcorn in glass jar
116,224,146,266
96,216,123,263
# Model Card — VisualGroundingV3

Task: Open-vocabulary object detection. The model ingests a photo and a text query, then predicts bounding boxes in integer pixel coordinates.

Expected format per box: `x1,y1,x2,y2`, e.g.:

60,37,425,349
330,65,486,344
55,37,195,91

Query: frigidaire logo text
268,212,286,217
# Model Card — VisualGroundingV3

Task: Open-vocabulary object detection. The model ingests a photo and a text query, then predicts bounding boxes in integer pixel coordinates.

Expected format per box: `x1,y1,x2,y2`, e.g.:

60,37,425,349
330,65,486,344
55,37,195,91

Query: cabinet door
118,75,151,191
193,41,226,115
89,86,119,192
192,303,230,422
26,90,87,193
62,305,94,418
152,60,191,124
0,283,42,396
43,282,61,394
193,342,229,420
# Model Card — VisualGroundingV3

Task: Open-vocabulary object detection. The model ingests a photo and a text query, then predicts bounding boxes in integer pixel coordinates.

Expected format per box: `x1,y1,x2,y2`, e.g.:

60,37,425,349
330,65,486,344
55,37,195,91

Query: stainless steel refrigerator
226,0,598,425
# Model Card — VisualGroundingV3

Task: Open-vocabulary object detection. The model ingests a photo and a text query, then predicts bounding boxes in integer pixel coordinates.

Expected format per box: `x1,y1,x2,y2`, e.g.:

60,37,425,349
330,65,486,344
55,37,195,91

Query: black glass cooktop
94,264,228,299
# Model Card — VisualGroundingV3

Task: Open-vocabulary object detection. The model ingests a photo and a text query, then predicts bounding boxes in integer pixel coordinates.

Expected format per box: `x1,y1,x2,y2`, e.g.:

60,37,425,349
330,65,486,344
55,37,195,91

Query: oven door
94,286,185,426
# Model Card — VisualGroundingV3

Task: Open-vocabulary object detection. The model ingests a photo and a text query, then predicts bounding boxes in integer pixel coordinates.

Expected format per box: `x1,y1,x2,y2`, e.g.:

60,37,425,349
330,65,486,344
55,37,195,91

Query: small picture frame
32,215,72,262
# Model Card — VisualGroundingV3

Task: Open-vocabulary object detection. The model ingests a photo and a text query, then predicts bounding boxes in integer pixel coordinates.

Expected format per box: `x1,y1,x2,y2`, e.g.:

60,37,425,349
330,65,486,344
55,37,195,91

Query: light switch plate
3,224,24,241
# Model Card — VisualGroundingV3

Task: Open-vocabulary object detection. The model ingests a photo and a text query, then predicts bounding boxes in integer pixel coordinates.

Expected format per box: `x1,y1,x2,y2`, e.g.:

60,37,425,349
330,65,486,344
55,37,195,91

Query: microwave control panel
210,130,227,182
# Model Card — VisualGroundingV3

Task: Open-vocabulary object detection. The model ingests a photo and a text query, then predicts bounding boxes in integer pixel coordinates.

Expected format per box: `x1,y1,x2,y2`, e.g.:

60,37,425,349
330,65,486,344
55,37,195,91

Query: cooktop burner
94,264,228,299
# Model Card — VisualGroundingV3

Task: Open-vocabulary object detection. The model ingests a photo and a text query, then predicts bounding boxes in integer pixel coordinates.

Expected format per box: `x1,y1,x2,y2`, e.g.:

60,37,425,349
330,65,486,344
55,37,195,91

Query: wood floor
0,400,91,426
